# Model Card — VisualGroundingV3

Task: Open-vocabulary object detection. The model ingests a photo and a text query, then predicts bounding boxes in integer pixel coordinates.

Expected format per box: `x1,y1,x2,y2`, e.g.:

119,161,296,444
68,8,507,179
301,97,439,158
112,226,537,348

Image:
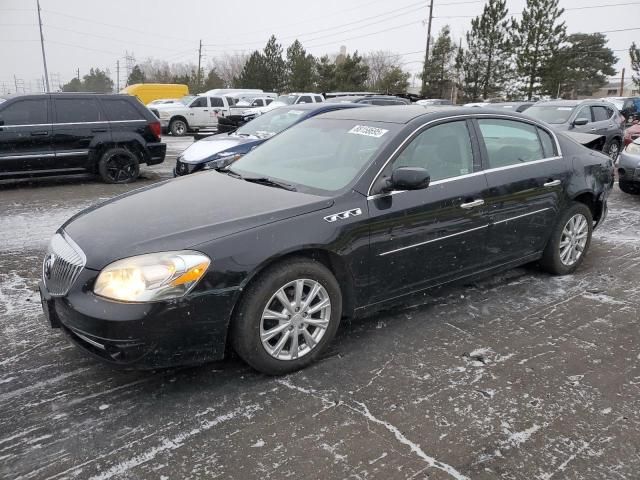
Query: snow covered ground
1,146,639,479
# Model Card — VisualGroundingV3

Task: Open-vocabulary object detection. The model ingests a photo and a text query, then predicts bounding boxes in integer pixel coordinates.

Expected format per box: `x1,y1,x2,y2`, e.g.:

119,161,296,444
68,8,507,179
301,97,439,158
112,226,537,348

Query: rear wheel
169,119,187,136
619,180,640,194
605,138,621,160
540,203,593,275
98,147,139,184
231,259,342,375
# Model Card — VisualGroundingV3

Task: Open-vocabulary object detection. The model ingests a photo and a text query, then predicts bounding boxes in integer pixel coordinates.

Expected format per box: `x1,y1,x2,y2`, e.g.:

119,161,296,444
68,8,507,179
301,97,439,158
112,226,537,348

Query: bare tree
364,51,403,90
213,53,250,87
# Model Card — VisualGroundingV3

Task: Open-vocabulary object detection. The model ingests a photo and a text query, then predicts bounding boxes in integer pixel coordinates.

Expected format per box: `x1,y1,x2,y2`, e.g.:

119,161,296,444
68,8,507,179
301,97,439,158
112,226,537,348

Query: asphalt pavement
1,137,639,479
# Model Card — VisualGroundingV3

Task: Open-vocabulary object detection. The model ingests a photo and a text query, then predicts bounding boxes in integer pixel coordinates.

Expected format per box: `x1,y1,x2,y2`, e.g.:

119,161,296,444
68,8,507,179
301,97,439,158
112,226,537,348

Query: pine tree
378,66,410,93
333,51,369,91
510,0,566,100
542,33,617,98
475,0,510,99
126,65,146,86
202,68,225,91
316,55,337,92
630,42,640,88
236,51,268,89
421,26,456,98
262,35,286,92
286,40,316,92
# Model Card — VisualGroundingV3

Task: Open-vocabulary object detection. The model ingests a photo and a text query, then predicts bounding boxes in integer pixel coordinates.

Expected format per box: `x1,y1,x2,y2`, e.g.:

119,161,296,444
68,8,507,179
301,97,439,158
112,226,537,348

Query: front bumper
174,159,204,177
39,270,238,369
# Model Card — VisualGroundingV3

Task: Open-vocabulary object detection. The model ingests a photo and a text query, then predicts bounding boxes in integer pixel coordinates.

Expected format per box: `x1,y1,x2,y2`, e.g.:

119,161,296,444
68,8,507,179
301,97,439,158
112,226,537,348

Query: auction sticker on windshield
287,110,305,115
348,125,389,138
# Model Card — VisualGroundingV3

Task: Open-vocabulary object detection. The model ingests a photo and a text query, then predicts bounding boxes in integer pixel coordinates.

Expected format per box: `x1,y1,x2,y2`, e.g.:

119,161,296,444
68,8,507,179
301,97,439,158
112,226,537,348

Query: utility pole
421,1,435,95
36,0,50,93
77,68,80,80
14,75,18,93
116,60,120,93
196,39,203,91
620,68,625,96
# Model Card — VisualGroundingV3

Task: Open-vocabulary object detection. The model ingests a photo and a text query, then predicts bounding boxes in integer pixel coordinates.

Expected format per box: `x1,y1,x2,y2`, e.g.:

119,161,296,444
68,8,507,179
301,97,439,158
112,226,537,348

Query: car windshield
179,95,195,105
231,118,399,194
275,95,297,105
605,98,624,109
525,105,576,124
235,108,308,138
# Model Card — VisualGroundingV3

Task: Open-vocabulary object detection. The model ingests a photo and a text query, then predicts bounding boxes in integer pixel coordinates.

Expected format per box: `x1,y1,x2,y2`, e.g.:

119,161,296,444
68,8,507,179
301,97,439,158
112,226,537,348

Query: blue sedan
174,102,368,176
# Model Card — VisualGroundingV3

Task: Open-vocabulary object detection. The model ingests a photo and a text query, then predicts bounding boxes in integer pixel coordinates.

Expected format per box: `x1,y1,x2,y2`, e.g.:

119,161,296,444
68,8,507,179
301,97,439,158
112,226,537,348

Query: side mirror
573,117,589,126
384,167,431,192
0,117,4,126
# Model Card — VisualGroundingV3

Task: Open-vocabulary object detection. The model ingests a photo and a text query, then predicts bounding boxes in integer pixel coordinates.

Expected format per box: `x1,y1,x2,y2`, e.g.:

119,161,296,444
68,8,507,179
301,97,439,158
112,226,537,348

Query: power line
433,1,640,18
306,20,424,49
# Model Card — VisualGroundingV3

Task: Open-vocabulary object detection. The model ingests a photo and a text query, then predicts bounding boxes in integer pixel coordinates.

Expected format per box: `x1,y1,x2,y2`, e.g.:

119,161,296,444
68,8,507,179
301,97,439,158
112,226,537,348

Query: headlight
202,153,242,170
626,142,640,155
94,251,210,302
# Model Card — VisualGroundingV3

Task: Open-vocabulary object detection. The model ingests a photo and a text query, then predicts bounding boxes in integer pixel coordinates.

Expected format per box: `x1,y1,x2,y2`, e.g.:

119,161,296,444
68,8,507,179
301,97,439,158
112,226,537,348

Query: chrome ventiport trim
379,224,489,256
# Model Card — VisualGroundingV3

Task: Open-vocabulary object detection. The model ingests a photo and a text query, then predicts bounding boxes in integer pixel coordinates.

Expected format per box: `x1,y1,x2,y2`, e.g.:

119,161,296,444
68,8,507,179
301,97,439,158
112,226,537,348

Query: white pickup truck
151,92,275,136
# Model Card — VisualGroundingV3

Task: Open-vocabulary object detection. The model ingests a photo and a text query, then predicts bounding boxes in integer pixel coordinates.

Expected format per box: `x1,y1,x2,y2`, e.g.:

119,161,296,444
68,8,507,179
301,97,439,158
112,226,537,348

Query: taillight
149,121,161,140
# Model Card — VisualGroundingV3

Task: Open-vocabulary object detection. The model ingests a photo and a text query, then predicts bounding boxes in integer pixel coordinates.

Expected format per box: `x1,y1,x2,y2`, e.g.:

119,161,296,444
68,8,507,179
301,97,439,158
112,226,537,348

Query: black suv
0,93,166,183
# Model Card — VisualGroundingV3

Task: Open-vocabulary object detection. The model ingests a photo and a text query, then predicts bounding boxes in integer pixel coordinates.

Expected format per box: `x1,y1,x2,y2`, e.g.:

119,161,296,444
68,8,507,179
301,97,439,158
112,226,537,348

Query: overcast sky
0,0,635,93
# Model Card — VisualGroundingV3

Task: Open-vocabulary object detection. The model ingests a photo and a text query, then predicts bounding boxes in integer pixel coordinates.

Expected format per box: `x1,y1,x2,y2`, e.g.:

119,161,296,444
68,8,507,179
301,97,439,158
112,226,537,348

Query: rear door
591,105,612,136
0,96,53,173
367,119,490,304
475,118,570,263
52,96,109,169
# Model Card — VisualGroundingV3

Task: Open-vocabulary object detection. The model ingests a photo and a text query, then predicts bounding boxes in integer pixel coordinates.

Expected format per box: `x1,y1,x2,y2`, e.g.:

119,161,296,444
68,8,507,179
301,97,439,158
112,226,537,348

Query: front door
366,119,490,305
0,96,53,174
52,96,109,170
187,97,210,128
475,118,569,263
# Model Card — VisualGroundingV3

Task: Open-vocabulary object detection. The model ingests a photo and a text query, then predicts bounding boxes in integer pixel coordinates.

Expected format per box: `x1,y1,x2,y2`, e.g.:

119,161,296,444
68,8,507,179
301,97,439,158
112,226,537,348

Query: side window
591,105,610,122
478,119,545,168
266,99,273,105
393,121,473,182
102,98,144,121
0,98,48,125
54,98,103,123
537,127,556,157
314,96,323,103
223,97,235,107
251,99,264,107
209,97,224,108
297,96,313,104
574,105,593,123
190,97,207,108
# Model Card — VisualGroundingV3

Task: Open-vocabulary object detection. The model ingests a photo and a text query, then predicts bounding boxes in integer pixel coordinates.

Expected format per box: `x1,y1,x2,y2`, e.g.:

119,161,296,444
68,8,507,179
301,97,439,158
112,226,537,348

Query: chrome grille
43,233,86,296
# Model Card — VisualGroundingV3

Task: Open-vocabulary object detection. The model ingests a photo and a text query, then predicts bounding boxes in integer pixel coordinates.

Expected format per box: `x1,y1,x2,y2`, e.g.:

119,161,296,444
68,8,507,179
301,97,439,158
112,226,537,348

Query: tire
98,147,140,184
619,180,640,195
169,118,187,136
231,258,342,375
539,203,593,275
605,138,621,160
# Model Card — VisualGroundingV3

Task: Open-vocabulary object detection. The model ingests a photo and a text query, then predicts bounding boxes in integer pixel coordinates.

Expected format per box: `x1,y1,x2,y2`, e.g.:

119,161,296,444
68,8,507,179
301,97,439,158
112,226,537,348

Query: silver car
525,100,625,160
617,139,640,194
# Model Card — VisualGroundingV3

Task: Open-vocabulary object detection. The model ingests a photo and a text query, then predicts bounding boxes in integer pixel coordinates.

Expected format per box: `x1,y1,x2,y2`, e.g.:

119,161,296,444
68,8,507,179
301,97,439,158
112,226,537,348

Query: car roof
318,105,484,123
274,102,363,113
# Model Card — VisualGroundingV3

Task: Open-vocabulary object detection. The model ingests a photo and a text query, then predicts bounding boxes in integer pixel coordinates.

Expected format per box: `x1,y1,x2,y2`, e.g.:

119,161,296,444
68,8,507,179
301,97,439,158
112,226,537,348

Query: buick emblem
44,254,55,279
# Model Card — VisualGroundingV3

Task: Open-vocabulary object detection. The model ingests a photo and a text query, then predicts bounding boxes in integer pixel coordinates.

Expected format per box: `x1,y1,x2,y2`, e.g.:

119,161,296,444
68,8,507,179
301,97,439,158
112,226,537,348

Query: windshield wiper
243,176,297,191
220,166,243,178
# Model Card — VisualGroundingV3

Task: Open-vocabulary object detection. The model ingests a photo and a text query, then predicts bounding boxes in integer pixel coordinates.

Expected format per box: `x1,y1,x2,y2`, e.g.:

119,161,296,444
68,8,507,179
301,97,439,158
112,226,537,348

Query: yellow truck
121,83,189,106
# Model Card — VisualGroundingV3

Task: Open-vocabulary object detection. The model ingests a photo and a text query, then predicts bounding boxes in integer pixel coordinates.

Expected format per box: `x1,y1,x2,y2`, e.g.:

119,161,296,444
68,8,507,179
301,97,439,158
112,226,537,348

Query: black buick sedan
40,106,614,375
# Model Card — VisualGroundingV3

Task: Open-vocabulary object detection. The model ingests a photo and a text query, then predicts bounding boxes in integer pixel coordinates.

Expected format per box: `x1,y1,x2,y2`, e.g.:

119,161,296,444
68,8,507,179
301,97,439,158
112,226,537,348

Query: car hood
180,135,262,163
62,173,333,269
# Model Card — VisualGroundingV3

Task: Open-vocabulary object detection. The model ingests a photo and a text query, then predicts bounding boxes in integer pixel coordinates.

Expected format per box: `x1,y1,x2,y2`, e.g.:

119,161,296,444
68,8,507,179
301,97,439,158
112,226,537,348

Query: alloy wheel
105,153,137,182
559,213,589,266
260,279,331,361
608,141,619,160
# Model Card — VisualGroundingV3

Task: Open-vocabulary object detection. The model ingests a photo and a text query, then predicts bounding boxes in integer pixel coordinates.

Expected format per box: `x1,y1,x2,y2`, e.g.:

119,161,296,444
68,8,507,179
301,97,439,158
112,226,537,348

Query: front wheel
619,180,640,195
231,259,342,375
539,203,593,275
169,119,188,136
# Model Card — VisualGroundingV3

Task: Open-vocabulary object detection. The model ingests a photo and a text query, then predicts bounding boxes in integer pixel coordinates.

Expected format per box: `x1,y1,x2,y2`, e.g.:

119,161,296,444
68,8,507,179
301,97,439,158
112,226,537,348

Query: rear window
0,98,48,125
54,98,103,123
101,98,144,121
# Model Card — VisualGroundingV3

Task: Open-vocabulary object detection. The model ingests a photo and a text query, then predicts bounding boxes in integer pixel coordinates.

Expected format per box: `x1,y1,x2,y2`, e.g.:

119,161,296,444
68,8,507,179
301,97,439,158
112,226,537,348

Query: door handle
91,128,107,133
590,127,597,131
460,199,485,209
544,179,561,187
203,109,209,112
30,131,49,136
